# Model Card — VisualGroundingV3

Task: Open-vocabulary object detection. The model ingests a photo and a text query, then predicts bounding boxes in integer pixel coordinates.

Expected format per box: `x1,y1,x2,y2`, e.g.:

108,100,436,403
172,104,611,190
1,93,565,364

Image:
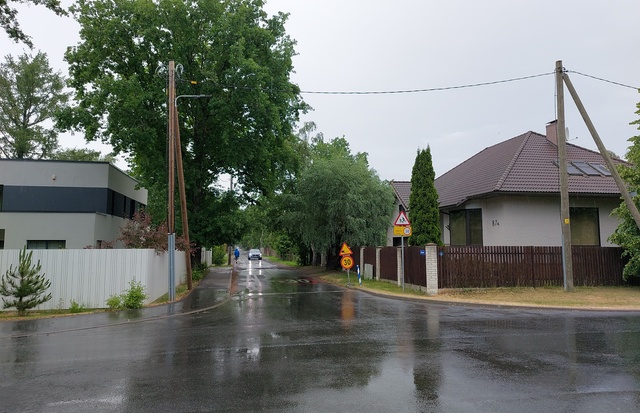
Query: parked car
248,249,262,260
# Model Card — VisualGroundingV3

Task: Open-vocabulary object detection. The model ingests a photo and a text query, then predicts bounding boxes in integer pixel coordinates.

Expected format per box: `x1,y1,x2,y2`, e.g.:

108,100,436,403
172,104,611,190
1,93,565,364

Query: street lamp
166,60,212,301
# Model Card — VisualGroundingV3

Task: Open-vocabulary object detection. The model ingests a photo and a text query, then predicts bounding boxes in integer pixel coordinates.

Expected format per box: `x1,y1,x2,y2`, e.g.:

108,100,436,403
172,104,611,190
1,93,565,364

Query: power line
566,70,639,90
176,69,638,95
299,72,555,95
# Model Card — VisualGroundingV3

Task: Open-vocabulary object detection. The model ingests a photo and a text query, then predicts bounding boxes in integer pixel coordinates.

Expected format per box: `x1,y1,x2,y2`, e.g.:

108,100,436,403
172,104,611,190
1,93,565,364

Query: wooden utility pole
173,108,193,290
562,71,640,231
556,60,574,292
167,60,177,301
167,61,176,234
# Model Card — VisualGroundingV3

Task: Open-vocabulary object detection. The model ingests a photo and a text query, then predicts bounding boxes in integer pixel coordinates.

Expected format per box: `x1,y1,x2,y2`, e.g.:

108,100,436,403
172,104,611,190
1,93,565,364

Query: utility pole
556,60,573,292
173,93,212,285
173,110,193,290
167,60,176,301
561,71,640,231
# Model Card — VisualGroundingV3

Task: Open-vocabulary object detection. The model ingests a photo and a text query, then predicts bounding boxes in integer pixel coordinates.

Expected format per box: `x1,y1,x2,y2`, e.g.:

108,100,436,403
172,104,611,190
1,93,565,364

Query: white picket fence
0,249,186,310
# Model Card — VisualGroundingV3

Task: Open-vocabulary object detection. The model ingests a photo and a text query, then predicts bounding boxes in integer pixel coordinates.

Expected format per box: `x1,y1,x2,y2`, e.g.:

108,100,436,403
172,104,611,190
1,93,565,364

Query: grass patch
152,282,195,305
319,271,427,297
319,272,640,309
0,307,100,321
265,255,299,267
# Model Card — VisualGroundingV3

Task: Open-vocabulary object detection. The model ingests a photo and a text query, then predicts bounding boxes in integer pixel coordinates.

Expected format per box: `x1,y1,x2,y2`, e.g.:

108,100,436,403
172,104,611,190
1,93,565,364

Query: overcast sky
3,0,640,181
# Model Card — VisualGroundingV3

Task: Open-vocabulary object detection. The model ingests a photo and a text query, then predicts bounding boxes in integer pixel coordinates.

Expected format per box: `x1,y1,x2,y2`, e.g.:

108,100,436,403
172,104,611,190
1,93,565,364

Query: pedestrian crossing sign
394,211,411,226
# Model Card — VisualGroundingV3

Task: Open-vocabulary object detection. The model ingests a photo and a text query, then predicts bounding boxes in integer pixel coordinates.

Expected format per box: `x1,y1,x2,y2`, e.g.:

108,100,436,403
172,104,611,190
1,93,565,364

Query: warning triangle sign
339,242,353,256
394,211,411,226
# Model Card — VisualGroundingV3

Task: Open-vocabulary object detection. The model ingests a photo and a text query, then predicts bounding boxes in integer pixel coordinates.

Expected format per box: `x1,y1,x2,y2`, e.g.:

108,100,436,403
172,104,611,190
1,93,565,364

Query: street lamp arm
175,94,213,105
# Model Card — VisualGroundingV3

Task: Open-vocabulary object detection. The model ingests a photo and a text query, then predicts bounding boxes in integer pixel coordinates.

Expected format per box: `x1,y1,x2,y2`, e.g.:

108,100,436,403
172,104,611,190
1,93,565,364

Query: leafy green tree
290,137,394,270
52,147,116,163
610,107,640,280
0,51,69,159
408,146,442,246
0,247,52,315
59,0,306,255
1,0,67,48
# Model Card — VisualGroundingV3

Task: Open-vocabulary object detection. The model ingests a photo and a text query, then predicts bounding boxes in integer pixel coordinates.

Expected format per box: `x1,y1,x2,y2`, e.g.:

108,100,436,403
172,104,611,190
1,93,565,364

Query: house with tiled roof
390,121,627,247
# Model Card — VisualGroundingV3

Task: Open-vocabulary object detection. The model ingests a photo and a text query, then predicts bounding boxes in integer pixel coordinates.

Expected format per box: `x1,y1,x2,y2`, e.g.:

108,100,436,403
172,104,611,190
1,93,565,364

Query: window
0,229,4,249
570,207,600,246
589,163,612,176
450,209,483,246
572,161,600,176
27,240,66,249
0,184,3,210
554,160,612,177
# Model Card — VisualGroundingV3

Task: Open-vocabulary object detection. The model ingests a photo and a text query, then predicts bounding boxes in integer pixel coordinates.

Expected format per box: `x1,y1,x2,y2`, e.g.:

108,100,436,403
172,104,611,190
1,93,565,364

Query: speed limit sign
341,255,354,270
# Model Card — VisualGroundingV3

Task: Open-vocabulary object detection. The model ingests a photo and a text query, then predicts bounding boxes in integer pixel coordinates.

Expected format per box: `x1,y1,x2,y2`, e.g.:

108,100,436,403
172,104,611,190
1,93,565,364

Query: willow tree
290,137,394,269
59,0,306,251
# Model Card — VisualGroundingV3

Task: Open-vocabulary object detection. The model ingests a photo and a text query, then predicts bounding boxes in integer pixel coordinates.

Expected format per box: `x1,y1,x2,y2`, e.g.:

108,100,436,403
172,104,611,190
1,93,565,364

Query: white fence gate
0,249,186,310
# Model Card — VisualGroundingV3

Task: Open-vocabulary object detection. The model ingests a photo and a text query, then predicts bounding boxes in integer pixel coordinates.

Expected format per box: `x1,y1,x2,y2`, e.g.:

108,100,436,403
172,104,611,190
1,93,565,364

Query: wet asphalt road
2,259,640,412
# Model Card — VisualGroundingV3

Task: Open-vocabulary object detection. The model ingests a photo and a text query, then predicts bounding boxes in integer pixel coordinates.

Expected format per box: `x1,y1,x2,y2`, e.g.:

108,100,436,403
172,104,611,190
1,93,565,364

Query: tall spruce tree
408,146,442,246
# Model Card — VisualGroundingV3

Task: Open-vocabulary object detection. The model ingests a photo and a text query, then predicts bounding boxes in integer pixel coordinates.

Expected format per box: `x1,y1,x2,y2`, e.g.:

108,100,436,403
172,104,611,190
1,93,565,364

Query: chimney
546,120,558,145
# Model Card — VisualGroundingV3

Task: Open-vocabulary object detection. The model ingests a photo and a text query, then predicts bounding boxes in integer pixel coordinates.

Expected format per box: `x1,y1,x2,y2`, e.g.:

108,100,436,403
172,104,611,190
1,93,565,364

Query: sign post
340,243,354,286
393,211,412,292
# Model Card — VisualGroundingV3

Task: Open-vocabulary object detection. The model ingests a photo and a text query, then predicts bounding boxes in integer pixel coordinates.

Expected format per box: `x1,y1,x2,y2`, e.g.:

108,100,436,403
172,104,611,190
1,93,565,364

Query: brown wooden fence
380,247,398,281
436,246,626,288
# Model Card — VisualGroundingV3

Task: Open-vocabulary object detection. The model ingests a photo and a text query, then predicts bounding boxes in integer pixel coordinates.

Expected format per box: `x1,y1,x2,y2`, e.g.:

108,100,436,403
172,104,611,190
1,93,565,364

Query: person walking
234,247,240,264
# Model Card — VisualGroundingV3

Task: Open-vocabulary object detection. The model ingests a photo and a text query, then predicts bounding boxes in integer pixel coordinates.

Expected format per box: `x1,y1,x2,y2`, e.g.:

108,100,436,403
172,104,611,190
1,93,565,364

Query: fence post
375,247,381,281
397,247,402,286
360,247,365,278
425,243,438,295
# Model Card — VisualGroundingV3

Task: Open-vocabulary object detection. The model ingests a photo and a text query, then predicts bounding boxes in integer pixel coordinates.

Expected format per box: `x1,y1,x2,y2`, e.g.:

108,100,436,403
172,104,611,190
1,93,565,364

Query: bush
192,268,205,282
69,300,86,313
106,295,122,310
212,245,227,266
106,279,148,310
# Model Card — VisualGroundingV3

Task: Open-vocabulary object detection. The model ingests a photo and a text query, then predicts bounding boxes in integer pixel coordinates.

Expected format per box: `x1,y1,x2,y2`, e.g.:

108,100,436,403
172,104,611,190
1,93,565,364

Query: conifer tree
408,146,442,246
0,247,52,315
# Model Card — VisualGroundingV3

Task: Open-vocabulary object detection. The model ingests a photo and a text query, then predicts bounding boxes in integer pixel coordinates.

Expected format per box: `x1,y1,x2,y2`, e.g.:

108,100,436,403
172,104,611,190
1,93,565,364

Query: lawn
320,271,640,310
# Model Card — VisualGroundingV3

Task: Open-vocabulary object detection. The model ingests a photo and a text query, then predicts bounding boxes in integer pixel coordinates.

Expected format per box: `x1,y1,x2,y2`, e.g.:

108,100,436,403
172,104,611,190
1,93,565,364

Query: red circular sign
341,255,354,270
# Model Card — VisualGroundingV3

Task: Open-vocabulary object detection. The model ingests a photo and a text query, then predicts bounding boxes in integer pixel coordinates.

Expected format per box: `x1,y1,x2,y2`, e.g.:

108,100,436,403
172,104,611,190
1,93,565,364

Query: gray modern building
0,159,147,249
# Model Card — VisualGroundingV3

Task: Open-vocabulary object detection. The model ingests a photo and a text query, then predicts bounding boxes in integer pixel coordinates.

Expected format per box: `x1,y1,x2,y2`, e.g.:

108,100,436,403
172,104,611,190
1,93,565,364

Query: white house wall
108,164,147,203
0,159,147,204
386,198,404,245
442,195,621,247
0,213,129,249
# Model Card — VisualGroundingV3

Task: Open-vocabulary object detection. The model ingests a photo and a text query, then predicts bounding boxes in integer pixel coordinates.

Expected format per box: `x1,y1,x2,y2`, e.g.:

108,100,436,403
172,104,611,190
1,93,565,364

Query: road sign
339,242,353,256
393,225,412,237
341,255,354,270
394,211,411,226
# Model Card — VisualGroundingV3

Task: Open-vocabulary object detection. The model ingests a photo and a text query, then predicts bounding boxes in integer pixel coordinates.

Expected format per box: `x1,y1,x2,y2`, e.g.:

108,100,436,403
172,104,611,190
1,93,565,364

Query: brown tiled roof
390,180,411,209
434,131,626,208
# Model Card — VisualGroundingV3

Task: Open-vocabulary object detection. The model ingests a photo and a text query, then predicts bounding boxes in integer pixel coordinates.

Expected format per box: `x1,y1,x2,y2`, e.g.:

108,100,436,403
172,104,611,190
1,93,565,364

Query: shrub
69,300,86,313
192,268,205,282
106,295,122,310
212,245,227,266
122,280,147,309
106,279,148,310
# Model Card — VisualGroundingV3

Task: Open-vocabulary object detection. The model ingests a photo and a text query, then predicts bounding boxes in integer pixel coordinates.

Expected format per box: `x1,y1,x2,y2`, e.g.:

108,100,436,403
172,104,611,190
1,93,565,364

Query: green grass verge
264,255,299,267
319,272,427,297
